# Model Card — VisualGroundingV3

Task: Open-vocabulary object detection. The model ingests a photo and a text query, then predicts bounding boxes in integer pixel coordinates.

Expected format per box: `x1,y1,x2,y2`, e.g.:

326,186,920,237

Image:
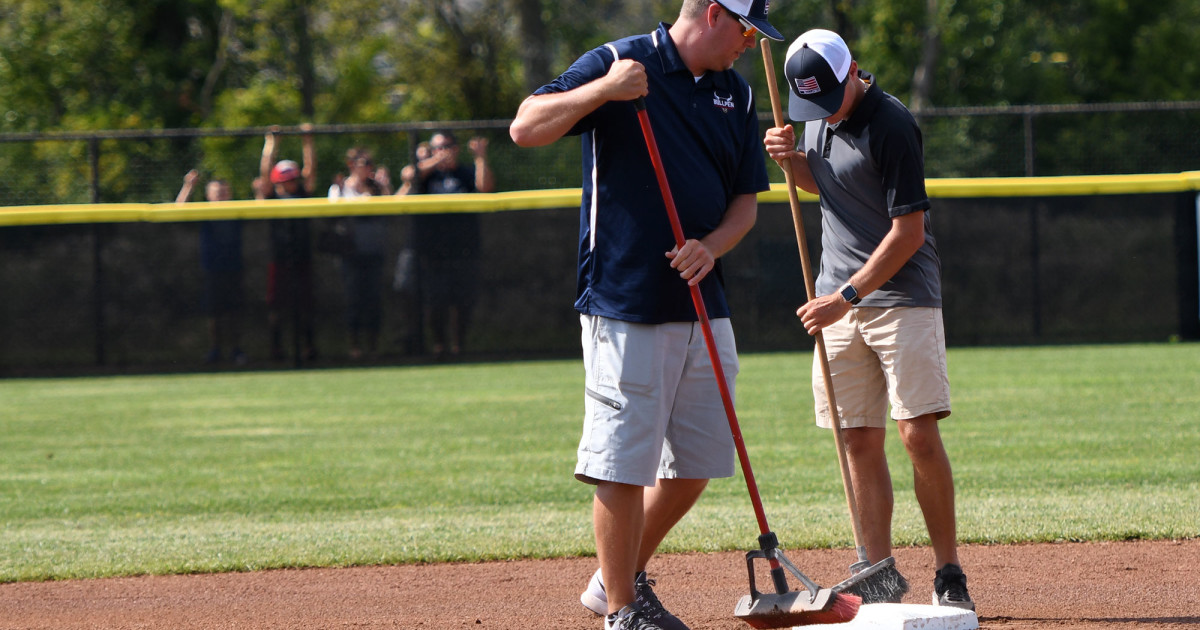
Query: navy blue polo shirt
533,22,769,324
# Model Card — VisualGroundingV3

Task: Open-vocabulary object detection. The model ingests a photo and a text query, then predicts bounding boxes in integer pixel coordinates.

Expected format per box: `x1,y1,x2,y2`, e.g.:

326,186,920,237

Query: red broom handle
632,97,772,539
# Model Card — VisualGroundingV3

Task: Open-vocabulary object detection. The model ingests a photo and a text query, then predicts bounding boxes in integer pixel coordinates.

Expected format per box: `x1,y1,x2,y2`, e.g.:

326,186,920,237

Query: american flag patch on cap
795,76,822,95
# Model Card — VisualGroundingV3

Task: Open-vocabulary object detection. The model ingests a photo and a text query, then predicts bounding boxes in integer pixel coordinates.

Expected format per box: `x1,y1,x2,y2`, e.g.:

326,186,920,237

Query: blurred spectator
328,148,390,359
410,131,494,359
394,142,431,197
331,147,394,198
259,125,319,363
390,141,430,356
176,170,246,366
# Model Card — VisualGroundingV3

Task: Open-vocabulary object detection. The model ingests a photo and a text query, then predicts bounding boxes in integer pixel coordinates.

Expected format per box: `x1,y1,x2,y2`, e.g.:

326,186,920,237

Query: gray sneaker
932,563,975,611
581,569,606,615
605,605,665,630
581,570,690,630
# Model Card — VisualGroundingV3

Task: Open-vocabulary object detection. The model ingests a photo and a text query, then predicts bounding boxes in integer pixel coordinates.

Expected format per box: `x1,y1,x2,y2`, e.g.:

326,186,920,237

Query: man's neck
668,20,708,78
844,74,869,119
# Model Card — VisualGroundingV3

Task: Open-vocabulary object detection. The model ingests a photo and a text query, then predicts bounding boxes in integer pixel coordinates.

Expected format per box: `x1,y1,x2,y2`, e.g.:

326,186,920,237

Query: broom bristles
736,590,862,629
784,592,862,627
834,561,910,604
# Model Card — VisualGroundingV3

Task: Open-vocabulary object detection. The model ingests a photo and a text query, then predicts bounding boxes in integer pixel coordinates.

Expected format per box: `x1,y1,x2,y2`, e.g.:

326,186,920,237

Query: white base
795,603,978,630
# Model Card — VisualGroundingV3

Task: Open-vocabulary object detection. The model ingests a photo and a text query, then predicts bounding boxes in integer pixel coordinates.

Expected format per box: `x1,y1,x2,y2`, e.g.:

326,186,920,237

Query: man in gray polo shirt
763,29,975,611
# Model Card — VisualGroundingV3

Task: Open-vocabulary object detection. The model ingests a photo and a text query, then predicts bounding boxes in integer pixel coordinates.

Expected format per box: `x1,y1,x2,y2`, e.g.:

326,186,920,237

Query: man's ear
705,1,723,28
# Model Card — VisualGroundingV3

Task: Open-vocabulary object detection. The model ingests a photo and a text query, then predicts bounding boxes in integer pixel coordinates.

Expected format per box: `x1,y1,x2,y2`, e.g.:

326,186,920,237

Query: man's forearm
845,211,926,298
701,193,758,259
476,159,495,193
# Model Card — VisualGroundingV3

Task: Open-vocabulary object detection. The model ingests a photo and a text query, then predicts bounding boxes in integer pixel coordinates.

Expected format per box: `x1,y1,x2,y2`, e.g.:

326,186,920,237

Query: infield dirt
1,538,1196,629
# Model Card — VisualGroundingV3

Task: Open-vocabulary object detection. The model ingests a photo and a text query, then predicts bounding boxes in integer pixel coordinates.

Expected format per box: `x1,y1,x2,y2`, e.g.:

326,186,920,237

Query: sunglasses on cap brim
720,4,758,38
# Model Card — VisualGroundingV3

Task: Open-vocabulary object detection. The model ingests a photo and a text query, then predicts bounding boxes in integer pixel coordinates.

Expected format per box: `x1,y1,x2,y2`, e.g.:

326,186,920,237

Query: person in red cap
511,2,780,629
258,125,319,363
763,29,974,612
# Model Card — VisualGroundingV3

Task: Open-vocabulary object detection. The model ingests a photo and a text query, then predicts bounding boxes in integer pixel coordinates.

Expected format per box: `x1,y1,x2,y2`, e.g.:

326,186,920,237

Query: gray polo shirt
801,70,942,308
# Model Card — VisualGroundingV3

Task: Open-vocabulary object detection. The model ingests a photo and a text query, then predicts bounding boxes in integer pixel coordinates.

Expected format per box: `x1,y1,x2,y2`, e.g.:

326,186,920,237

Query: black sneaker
932,563,975,611
581,570,689,630
605,605,665,630
634,572,689,630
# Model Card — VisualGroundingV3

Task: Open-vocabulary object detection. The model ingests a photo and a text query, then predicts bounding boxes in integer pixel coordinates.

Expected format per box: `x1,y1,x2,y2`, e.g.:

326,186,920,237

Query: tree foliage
1,0,1197,201
837,0,1200,107
3,0,1197,133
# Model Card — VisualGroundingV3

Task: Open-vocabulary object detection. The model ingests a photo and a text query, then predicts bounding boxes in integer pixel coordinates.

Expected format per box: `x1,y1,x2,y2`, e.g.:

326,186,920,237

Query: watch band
839,283,862,305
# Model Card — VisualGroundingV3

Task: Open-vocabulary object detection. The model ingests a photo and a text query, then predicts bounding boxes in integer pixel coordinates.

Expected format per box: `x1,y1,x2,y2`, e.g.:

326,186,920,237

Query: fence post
1029,201,1042,340
89,138,107,366
1026,112,1042,339
1023,111,1035,177
406,129,426,357
1179,192,1200,340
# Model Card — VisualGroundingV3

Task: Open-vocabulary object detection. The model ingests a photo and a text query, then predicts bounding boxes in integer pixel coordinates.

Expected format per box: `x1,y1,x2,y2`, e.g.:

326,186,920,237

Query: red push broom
632,95,860,628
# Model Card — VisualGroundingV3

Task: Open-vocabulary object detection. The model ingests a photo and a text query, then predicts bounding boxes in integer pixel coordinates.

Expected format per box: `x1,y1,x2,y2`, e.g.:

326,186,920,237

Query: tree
909,0,939,111
3,0,1200,204
0,0,218,132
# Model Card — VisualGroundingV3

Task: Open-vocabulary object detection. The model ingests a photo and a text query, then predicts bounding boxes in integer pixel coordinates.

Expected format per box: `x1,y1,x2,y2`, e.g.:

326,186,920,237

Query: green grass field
1,343,1197,582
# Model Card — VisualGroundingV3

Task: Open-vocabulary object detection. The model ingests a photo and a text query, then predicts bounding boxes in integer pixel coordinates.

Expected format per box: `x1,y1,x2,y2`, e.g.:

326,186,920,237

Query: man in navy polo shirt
510,2,780,629
763,29,975,612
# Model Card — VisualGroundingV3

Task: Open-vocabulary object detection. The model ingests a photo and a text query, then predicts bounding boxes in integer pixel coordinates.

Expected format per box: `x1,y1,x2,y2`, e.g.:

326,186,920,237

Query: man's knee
843,426,886,459
898,414,946,460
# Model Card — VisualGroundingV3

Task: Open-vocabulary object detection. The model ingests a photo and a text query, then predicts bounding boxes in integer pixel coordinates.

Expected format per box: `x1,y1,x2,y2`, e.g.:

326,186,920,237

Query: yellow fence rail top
0,190,585,226
2,172,1198,227
924,170,1200,198
760,170,1200,202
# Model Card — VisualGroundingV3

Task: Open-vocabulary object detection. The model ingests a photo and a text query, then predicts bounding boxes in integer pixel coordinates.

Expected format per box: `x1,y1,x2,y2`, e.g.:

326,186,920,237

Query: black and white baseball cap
713,0,783,42
784,29,853,121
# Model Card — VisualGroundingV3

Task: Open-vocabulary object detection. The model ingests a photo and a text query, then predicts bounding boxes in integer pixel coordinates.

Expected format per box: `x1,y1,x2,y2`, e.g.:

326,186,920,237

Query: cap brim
713,0,783,41
787,81,846,121
748,19,783,41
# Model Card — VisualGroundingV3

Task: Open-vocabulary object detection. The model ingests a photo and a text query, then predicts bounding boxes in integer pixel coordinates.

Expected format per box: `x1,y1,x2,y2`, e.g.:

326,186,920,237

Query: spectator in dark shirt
410,131,494,359
176,170,246,366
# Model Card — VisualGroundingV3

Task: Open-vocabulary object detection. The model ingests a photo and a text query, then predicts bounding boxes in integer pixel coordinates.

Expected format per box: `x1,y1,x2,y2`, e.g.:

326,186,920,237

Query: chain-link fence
1,103,1198,375
2,188,1196,376
2,102,1199,207
913,101,1200,178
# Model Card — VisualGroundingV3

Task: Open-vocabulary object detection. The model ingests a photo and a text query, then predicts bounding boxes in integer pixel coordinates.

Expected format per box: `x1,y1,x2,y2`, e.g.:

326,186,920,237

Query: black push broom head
734,588,861,628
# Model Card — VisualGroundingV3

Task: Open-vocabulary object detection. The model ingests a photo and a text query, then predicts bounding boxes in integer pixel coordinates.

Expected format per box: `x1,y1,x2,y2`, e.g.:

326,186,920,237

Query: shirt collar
653,23,686,74
838,69,881,137
653,22,733,91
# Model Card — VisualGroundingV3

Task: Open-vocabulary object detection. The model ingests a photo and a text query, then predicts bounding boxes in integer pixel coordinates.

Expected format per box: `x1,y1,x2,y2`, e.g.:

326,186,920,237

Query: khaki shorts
575,314,738,487
813,307,951,429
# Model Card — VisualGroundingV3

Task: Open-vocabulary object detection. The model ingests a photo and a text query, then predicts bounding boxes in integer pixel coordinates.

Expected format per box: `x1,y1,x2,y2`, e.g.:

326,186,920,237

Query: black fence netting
2,103,1200,208
3,103,1199,374
1,190,1196,375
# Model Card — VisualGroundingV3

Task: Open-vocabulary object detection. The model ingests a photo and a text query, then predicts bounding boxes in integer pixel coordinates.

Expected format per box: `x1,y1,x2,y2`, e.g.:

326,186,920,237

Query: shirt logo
712,91,735,112
794,76,822,95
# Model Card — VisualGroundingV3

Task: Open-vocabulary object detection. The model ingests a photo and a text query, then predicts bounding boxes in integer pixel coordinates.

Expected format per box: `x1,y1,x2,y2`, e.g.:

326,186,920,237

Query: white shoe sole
581,569,607,616
933,591,976,611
